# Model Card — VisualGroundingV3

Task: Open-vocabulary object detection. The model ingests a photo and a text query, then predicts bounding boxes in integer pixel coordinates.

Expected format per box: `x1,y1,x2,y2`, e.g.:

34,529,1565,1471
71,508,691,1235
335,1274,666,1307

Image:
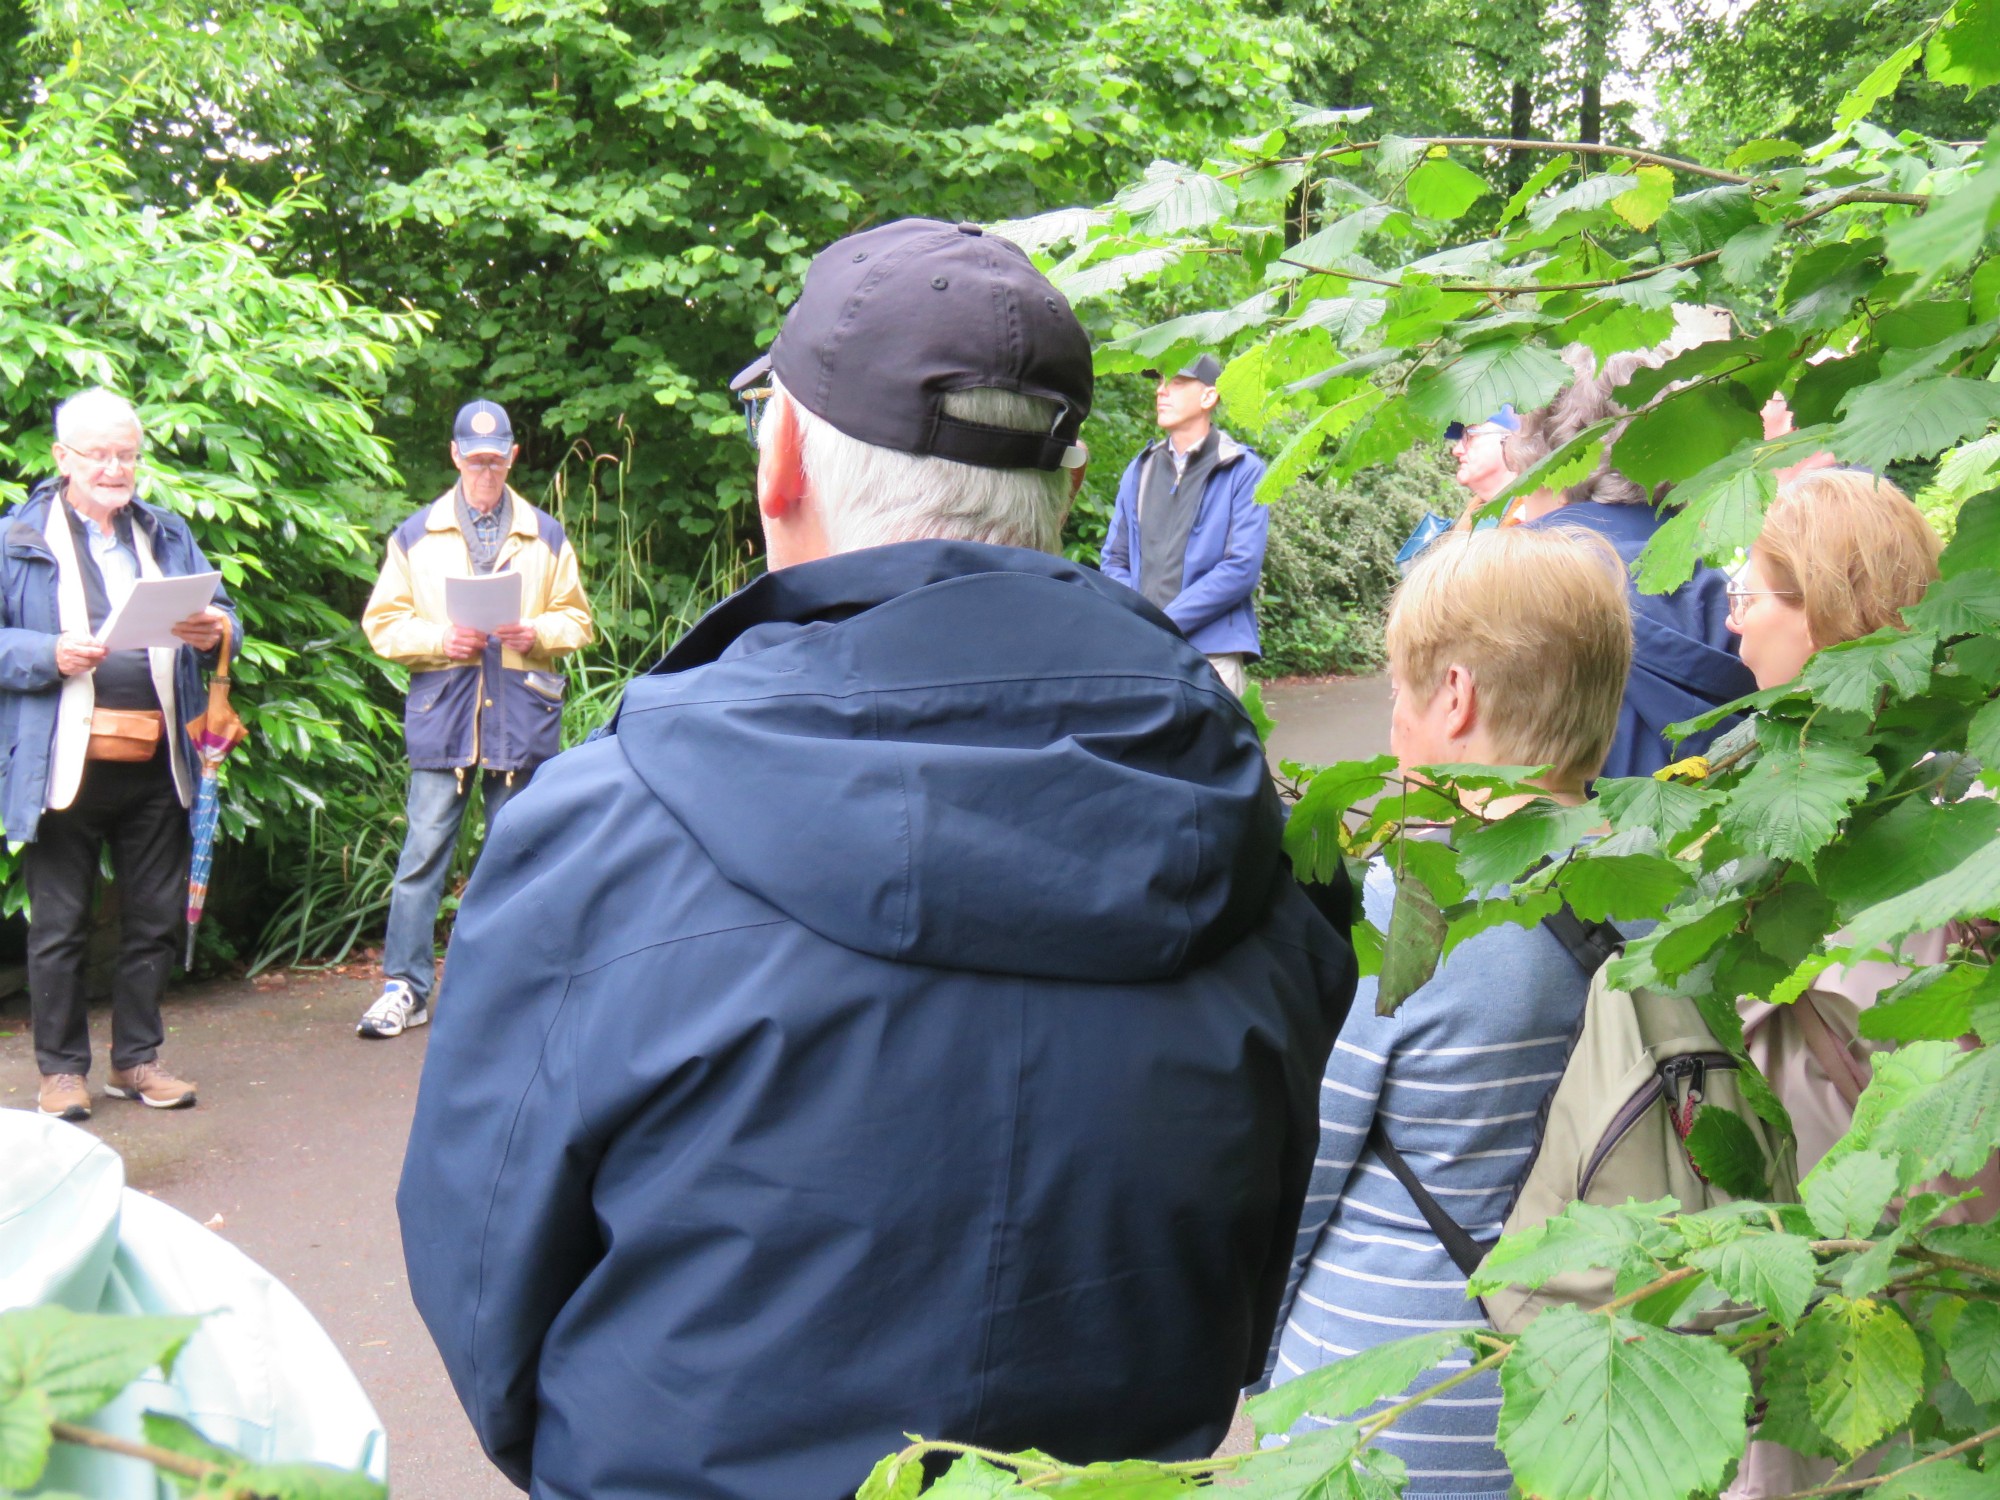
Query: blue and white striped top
1265,856,1607,1500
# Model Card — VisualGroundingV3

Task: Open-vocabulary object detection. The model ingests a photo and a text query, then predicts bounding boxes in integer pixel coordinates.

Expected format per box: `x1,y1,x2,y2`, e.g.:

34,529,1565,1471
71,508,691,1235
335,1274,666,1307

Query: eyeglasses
59,444,142,471
1725,582,1801,621
739,386,771,449
460,456,512,473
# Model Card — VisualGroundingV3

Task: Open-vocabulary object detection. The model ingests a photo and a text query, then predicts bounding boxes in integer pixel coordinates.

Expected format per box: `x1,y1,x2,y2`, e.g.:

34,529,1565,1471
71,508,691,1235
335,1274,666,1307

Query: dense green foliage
0,1306,383,1497
856,2,2000,1495
1253,449,1452,678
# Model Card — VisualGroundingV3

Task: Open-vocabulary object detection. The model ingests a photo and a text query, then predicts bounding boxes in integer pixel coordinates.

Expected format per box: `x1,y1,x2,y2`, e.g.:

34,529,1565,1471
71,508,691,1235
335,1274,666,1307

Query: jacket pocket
405,667,478,768
522,671,566,706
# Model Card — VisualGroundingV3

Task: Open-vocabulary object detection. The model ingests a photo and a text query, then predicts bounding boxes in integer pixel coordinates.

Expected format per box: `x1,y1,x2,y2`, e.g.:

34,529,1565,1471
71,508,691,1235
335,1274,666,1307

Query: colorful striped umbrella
184,622,247,966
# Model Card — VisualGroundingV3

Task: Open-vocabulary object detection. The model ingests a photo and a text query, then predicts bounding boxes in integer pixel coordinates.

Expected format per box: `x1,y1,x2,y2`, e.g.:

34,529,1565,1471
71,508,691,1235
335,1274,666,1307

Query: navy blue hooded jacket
1523,501,1756,778
397,540,1355,1500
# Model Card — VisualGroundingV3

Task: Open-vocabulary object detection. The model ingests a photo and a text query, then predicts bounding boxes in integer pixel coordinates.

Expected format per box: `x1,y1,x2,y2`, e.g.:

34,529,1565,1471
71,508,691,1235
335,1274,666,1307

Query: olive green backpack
1370,908,1802,1335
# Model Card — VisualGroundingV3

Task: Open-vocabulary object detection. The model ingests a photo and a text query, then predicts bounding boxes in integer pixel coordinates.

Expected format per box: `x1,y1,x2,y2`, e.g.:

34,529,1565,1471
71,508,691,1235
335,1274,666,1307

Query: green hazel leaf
1858,964,1984,1044
1453,800,1601,891
1828,41,1922,142
0,1308,200,1423
1781,238,1884,329
1405,340,1572,428
1714,727,1879,866
1254,387,1382,509
1633,462,1774,593
1655,184,1759,262
1799,629,1938,714
1378,868,1447,1016
227,1461,391,1499
1611,166,1676,230
1593,777,1723,843
1876,1460,2000,1500
1839,836,2000,960
1750,879,1837,967
1977,256,2000,322
1241,682,1276,748
1395,838,1470,907
1938,440,2000,508
1719,223,1782,285
141,1412,239,1469
1490,418,1614,509
1498,152,1574,228
1614,381,1764,490
1113,164,1237,236
0,1386,53,1492
1725,139,1803,171
1470,1200,1679,1297
1405,157,1489,222
1684,1107,1772,1200
1761,1296,1925,1459
1832,377,2000,472
1788,352,1882,429
1906,569,2000,639
1945,1299,2000,1402
1443,887,1562,954
856,1456,924,1500
1291,296,1388,344
1803,1148,1900,1237
1283,756,1398,884
1289,205,1408,272
1820,797,2000,919
1553,851,1691,923
1352,913,1386,979
1885,143,2000,292
1686,1231,1817,1330
1876,1043,2000,1180
1226,1424,1363,1499
1247,1329,1469,1438
910,1455,1022,1497
1876,301,1973,349
1838,1222,1915,1300
1496,1305,1750,1500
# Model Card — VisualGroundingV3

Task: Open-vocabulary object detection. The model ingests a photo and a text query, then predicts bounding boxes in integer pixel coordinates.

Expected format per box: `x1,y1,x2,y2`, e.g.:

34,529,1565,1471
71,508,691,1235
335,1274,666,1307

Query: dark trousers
24,755,188,1076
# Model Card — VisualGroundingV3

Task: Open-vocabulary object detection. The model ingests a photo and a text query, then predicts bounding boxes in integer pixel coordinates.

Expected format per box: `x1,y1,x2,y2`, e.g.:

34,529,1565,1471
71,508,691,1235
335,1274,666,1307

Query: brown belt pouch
87,707,165,762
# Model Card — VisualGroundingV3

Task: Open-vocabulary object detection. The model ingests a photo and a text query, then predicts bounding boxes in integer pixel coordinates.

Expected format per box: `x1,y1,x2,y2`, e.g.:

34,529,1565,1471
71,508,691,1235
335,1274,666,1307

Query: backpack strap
1794,994,1870,1110
1368,1121,1493,1278
1540,903,1624,974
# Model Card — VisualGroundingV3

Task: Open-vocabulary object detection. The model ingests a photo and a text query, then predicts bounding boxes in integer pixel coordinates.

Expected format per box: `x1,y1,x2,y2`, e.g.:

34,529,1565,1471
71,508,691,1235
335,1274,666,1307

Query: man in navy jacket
398,221,1355,1500
1099,355,1268,695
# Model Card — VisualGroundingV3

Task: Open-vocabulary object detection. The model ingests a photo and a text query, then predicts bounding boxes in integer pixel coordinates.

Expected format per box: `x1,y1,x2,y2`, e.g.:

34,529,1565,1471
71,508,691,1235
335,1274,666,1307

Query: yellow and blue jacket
362,488,593,773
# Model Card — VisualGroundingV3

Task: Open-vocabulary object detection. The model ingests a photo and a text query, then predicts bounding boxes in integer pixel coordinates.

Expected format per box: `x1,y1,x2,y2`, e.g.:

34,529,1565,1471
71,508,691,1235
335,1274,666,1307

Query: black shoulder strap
1368,1121,1493,1278
1540,903,1624,975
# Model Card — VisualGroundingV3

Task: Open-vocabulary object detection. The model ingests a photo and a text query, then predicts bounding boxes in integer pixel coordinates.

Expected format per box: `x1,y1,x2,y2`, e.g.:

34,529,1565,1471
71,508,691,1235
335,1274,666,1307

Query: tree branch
51,1420,224,1484
1278,188,1885,298
1764,1421,2000,1499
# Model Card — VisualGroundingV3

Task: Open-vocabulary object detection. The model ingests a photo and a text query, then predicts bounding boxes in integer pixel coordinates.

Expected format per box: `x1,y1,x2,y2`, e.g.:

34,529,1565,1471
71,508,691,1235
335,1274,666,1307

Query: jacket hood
612,541,1283,983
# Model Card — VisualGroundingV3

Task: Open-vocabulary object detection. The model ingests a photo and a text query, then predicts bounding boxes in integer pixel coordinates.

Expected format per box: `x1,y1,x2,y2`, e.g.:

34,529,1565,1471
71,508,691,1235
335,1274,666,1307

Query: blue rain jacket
0,481,236,844
1524,501,1756,777
1100,431,1268,658
398,540,1355,1500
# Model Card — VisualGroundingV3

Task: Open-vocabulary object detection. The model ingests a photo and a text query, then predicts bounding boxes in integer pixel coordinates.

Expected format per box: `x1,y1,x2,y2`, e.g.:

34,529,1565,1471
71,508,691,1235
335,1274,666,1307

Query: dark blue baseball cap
454,399,515,456
1443,405,1520,442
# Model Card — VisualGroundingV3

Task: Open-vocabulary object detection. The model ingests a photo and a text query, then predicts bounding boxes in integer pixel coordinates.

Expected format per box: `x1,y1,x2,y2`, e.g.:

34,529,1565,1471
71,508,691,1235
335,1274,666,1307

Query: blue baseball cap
1443,405,1520,442
453,399,515,456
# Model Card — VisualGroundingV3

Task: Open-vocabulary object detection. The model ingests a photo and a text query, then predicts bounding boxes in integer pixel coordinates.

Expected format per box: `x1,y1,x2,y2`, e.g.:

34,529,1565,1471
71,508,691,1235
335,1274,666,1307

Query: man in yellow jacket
356,400,593,1038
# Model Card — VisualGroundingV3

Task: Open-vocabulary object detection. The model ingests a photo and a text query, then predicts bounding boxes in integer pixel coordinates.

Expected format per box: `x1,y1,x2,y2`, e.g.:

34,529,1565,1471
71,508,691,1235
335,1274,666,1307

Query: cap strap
927,414,1076,473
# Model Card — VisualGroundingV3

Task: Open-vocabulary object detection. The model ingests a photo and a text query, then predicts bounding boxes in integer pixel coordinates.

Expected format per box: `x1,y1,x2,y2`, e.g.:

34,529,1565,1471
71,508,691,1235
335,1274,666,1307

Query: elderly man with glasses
356,399,592,1040
1,387,236,1121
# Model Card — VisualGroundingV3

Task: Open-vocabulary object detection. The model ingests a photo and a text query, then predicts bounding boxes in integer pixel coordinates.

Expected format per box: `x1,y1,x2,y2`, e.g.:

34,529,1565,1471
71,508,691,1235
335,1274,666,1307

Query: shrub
1254,446,1457,679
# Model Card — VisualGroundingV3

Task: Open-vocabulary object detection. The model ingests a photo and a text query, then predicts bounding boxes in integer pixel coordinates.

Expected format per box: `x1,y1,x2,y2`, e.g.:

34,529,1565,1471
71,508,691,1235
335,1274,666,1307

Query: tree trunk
1580,80,1601,145
1507,82,1535,190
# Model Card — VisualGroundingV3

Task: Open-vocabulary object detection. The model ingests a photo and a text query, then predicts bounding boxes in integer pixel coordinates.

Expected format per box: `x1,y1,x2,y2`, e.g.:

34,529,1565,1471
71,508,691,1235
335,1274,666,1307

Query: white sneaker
357,980,428,1039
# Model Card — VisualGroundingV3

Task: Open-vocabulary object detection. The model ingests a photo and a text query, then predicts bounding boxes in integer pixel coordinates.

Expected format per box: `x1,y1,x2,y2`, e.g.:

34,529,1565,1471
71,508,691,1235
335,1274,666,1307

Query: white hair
767,377,1073,553
55,388,142,447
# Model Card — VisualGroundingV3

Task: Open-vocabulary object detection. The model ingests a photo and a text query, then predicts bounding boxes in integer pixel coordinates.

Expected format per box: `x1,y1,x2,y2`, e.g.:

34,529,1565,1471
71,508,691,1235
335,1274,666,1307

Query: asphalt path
0,675,1392,1496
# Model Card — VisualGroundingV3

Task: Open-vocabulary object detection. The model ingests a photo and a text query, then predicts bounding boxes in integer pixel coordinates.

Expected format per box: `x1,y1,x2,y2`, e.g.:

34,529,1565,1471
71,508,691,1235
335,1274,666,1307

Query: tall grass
249,435,758,973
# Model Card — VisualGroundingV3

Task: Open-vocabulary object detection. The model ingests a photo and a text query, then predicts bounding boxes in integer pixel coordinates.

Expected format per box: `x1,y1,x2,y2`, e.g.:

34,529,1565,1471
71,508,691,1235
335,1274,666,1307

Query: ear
1067,441,1090,501
1199,386,1220,413
449,441,463,466
757,392,808,521
507,443,521,466
1439,662,1478,745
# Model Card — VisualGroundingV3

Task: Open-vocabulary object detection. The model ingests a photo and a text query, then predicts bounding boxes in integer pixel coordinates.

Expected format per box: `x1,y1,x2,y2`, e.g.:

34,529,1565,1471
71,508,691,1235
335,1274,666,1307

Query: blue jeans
381,767,532,1004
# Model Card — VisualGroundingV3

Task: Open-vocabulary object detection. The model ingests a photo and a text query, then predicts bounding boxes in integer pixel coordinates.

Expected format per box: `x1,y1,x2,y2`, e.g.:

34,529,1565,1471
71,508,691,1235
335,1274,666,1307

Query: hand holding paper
444,573,524,634
94,572,224,651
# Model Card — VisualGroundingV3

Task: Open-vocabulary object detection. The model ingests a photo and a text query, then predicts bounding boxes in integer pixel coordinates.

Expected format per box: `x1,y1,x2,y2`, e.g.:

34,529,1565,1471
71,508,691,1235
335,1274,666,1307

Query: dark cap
453,399,515,456
1140,354,1224,385
729,219,1091,472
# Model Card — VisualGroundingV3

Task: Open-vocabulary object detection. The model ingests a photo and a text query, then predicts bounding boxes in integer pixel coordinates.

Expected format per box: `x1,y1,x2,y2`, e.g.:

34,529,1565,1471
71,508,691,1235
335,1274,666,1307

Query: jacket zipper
1577,1052,1739,1196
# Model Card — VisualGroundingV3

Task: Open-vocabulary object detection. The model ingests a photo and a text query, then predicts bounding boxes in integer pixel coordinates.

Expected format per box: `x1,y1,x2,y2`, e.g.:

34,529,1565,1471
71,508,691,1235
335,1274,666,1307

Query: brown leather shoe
37,1073,91,1122
104,1060,198,1110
